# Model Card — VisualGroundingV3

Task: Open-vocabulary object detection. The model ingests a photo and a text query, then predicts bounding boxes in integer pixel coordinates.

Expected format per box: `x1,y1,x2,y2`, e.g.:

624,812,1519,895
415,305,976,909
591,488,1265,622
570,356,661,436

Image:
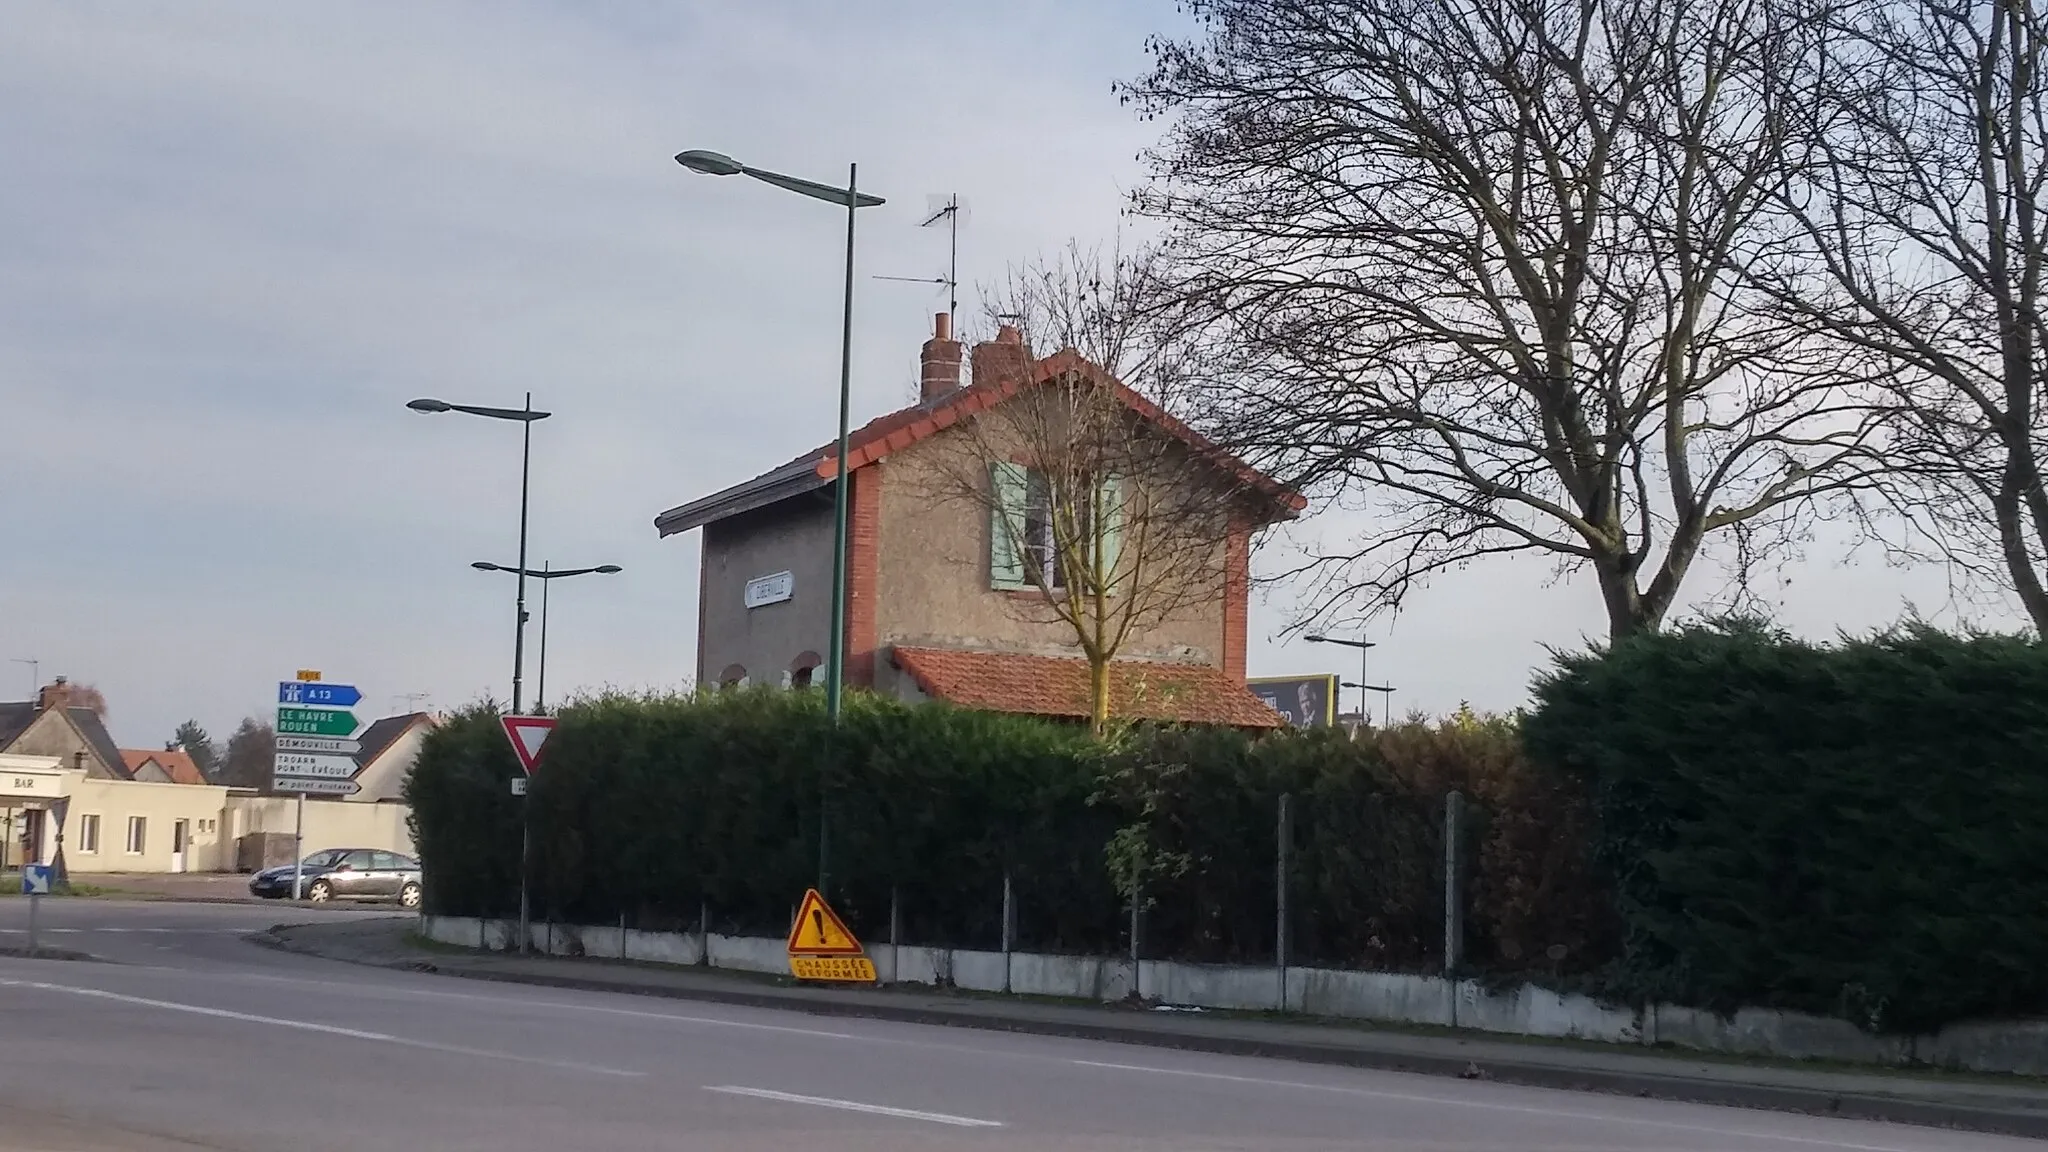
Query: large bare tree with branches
1761,0,2048,631
929,245,1286,731
1124,0,1892,641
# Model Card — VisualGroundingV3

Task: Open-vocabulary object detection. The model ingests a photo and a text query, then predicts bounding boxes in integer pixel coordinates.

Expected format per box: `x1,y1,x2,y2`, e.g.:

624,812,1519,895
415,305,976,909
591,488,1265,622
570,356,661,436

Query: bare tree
1123,0,1892,641
1762,0,2048,630
930,244,1296,731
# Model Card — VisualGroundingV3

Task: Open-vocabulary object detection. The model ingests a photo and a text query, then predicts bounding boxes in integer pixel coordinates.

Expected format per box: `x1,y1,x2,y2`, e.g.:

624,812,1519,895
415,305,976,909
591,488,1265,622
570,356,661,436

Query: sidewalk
262,917,2048,1138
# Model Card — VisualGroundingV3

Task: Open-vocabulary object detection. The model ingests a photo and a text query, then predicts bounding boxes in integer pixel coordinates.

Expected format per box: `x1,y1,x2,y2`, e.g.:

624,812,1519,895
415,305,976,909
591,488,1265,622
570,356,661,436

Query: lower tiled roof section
891,645,1285,729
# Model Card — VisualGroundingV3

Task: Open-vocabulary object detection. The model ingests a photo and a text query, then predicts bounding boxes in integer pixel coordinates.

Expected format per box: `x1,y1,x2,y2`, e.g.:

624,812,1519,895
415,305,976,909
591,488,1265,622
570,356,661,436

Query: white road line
0,979,645,1079
152,967,860,1039
1070,1060,1982,1152
705,1085,1003,1128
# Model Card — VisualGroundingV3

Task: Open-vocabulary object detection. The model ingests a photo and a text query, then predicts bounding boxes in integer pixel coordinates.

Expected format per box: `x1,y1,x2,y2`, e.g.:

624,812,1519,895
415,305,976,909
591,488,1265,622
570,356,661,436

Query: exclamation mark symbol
811,909,826,944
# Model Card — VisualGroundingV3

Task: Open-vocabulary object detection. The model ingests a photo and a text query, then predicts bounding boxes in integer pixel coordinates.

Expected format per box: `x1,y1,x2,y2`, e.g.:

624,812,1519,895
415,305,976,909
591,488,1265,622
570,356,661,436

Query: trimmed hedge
1523,620,2048,1033
408,691,1116,947
407,690,1597,975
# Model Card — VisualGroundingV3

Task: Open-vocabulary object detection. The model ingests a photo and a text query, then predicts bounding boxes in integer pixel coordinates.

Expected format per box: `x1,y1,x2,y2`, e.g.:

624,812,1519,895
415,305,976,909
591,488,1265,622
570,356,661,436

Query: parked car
249,848,422,908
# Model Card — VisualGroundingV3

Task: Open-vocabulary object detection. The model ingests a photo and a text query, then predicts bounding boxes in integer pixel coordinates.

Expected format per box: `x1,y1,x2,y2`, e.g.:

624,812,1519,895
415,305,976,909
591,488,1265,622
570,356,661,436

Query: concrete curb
250,928,2048,1139
0,945,103,963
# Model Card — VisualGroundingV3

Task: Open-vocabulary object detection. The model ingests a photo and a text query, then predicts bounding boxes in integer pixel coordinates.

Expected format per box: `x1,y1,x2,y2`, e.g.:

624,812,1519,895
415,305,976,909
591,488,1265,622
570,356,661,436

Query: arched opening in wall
718,664,749,690
787,651,822,690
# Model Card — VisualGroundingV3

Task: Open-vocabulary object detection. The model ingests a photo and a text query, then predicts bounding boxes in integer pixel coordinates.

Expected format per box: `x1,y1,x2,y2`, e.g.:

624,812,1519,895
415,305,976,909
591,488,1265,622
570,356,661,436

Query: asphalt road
0,899,2034,1152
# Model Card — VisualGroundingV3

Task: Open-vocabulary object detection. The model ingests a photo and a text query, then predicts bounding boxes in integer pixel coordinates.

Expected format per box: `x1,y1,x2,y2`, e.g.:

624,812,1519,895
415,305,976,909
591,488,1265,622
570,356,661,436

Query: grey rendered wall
698,498,836,687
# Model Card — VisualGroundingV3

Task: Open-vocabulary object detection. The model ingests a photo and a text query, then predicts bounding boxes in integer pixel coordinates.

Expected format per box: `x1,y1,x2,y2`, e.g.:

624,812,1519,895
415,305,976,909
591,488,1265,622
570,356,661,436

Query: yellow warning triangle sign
786,888,866,957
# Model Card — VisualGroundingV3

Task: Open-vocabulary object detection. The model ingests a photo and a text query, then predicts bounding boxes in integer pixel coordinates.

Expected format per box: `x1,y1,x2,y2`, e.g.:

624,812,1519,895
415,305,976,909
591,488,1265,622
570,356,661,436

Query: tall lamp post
471,562,623,711
407,396,552,712
676,148,885,895
1307,634,1377,724
409,394,550,953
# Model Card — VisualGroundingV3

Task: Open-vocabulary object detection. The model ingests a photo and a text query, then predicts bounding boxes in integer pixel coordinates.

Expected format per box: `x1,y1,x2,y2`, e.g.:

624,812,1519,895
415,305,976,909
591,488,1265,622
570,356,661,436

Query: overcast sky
1,1,2021,749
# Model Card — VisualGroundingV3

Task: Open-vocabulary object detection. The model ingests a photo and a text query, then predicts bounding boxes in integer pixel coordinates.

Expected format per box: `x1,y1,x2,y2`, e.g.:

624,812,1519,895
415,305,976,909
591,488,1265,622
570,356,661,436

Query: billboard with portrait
1247,674,1338,728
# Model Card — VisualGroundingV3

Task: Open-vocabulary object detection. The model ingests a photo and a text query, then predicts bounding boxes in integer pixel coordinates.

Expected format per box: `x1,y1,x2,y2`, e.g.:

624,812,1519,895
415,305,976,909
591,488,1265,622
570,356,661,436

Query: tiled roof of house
68,708,130,779
0,702,132,779
0,702,36,749
120,748,208,786
891,645,1286,729
353,712,433,772
654,347,1305,538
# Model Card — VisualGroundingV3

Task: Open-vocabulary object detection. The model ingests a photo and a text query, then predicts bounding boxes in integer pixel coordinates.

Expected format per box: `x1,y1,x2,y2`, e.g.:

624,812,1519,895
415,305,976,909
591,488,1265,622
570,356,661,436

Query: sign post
499,715,556,955
271,672,366,899
22,864,53,953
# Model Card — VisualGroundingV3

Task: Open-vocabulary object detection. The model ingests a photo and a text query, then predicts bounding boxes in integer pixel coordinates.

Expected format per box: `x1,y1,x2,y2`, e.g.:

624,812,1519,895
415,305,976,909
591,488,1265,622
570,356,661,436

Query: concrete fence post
1129,889,1142,1001
888,886,901,985
618,911,627,960
1276,792,1292,1012
699,898,710,967
1444,790,1465,976
1001,871,1015,994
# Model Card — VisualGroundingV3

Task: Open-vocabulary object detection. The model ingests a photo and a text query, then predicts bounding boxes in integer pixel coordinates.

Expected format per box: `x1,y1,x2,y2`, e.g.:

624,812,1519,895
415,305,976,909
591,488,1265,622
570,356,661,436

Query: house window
125,816,147,855
78,814,100,854
990,463,1124,592
787,651,822,690
718,664,749,690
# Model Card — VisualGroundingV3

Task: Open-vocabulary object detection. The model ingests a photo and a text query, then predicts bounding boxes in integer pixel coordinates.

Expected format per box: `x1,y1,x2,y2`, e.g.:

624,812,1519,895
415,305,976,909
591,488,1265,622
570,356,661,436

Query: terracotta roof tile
891,646,1285,729
657,345,1305,538
119,748,207,786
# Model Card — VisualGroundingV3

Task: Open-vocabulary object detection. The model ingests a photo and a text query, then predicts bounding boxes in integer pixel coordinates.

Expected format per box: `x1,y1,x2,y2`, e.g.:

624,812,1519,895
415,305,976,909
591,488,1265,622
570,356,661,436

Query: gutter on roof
654,462,833,537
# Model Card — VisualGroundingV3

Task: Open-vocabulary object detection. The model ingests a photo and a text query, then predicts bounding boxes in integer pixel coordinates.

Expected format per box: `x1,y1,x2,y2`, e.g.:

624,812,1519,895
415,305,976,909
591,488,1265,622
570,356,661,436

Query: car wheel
306,879,333,903
398,882,421,910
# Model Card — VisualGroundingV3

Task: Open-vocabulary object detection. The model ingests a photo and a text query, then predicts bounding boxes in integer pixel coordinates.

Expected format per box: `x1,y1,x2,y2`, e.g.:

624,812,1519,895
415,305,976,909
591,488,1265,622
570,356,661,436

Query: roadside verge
257,917,2048,1138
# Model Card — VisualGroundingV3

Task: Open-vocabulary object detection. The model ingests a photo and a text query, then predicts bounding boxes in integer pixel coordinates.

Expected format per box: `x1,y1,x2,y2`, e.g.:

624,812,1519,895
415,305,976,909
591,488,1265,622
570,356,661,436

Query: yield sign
500,715,557,776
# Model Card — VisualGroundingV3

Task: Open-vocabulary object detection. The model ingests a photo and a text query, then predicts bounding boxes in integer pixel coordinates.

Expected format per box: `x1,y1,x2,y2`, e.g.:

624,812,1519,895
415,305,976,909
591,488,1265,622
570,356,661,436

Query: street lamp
1341,681,1399,727
407,395,551,712
1307,634,1378,723
677,147,886,896
471,562,623,710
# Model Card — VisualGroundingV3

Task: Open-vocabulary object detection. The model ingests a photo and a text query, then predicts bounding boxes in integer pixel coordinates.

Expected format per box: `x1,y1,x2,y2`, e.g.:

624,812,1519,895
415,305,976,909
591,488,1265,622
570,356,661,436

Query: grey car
248,848,422,908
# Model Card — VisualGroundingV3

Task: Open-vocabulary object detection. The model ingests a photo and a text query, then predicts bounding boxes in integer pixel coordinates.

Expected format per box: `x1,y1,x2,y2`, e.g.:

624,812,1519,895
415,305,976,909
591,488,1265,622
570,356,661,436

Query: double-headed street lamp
676,148,885,897
1307,633,1378,724
471,562,623,711
1341,681,1399,728
407,395,551,712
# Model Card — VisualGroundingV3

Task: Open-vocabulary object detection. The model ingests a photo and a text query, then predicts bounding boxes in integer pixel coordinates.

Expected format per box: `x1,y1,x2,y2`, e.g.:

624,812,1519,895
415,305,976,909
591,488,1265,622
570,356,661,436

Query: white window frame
78,813,100,855
125,815,147,855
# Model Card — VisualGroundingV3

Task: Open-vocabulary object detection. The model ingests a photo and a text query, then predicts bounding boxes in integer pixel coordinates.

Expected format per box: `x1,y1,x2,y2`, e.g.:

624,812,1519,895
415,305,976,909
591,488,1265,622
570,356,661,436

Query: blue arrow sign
278,682,361,707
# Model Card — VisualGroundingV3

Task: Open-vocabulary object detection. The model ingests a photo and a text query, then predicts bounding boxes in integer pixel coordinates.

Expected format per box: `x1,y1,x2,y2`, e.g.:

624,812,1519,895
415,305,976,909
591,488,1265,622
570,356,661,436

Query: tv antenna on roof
874,193,967,319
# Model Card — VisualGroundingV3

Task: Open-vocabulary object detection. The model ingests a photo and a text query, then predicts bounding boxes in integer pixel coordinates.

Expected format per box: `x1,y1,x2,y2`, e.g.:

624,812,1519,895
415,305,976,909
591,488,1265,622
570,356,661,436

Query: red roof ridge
891,645,1284,729
811,351,1305,515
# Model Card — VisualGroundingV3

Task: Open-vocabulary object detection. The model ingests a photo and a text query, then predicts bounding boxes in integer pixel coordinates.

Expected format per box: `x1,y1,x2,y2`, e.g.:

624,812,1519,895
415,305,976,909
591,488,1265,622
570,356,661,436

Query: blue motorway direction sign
278,682,362,707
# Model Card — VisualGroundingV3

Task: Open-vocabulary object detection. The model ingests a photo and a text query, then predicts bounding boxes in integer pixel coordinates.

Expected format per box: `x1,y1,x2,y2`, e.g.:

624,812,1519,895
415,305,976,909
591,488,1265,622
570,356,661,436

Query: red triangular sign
500,715,556,776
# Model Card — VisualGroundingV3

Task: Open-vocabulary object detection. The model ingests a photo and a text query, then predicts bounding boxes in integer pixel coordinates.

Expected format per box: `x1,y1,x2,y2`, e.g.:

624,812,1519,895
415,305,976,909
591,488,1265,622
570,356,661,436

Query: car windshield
300,850,344,868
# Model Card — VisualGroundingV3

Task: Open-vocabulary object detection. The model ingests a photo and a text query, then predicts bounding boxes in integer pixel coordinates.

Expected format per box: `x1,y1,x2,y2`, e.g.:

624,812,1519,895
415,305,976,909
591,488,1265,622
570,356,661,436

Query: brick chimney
971,323,1033,391
35,676,70,713
919,312,963,403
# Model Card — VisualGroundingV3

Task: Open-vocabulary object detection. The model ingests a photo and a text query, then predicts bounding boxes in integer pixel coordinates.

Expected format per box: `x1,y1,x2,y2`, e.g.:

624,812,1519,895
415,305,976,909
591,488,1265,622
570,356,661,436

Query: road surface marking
706,1085,1003,1128
1069,1061,1961,1152
0,979,645,1078
173,967,860,1039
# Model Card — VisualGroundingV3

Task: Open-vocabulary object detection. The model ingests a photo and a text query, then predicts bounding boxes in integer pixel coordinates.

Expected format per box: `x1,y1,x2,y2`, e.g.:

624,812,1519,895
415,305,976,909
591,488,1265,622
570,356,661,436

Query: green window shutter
1097,474,1125,595
990,462,1029,589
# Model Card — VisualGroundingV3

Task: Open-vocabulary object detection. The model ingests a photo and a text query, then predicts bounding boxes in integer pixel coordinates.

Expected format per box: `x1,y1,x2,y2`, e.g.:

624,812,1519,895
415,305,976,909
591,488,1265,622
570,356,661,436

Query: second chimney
36,676,70,713
920,312,964,403
970,322,1032,392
